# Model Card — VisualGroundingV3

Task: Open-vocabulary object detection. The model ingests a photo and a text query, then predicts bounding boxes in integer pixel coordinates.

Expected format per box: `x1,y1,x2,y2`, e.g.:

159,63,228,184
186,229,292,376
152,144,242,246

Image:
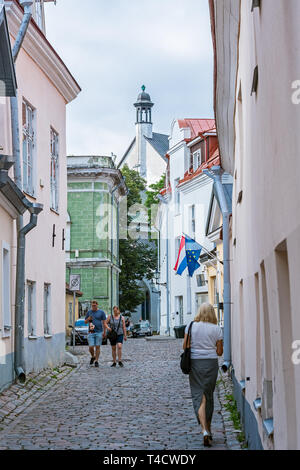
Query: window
193,149,202,171
50,128,59,212
2,243,11,335
195,293,209,312
27,281,36,336
22,100,35,196
43,283,51,335
196,274,206,287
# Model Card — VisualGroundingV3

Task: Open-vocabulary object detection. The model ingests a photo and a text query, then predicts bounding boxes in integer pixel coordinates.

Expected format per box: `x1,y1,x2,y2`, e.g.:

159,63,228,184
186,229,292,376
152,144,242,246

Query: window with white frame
22,100,35,196
43,283,51,335
2,243,11,334
50,128,59,212
27,281,36,336
193,149,202,172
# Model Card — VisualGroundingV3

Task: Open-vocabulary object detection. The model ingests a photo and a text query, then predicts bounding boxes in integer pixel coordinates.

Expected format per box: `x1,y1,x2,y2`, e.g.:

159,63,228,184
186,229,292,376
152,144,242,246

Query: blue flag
185,235,202,277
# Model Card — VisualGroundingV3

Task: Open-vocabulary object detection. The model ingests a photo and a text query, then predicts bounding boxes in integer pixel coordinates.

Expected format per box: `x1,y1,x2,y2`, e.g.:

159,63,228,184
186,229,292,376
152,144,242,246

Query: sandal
203,435,212,447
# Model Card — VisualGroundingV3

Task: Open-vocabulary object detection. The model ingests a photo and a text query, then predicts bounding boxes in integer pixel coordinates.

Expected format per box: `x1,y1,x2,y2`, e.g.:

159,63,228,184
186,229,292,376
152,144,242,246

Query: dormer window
193,149,202,171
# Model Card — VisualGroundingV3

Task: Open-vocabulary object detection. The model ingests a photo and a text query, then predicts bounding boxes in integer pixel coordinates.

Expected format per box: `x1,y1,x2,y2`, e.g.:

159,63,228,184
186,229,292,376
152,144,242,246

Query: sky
44,0,214,163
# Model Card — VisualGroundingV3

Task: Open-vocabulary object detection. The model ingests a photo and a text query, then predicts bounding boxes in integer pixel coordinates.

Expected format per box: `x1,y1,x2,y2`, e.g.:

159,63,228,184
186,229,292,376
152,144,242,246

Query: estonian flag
174,235,202,277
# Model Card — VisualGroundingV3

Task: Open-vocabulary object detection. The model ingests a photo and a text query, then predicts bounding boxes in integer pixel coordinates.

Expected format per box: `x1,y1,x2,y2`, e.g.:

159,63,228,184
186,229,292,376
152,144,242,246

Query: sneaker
118,361,124,367
111,362,117,367
90,357,95,365
95,361,99,367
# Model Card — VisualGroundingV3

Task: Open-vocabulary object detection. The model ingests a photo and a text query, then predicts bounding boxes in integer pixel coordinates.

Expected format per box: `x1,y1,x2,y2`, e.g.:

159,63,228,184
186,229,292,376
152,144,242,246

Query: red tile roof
177,119,216,139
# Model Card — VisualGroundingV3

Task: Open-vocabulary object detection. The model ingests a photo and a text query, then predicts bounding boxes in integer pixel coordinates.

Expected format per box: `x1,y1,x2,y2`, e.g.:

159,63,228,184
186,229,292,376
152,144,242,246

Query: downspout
9,0,35,382
203,166,231,372
15,203,43,382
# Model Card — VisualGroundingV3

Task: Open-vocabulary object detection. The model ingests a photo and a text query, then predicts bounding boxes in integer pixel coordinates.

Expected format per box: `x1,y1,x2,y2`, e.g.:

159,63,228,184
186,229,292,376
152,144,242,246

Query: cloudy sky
44,0,214,163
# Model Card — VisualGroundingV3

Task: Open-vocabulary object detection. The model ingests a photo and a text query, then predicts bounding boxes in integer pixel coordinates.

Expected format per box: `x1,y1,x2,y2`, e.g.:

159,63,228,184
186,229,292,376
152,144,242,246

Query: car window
75,320,86,327
134,324,141,329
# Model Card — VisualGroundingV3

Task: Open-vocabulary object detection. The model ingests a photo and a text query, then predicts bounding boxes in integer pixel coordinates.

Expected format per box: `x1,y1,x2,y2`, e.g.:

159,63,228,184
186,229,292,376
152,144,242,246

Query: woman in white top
183,303,223,448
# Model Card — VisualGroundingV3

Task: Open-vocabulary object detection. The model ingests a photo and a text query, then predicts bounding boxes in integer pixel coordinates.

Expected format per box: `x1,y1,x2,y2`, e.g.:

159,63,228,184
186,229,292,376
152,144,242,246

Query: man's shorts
109,334,124,346
88,332,103,347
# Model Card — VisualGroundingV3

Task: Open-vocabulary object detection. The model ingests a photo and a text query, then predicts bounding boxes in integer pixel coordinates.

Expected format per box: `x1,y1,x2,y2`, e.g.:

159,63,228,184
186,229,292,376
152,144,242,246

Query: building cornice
67,167,127,196
6,1,81,103
179,173,212,194
67,259,121,273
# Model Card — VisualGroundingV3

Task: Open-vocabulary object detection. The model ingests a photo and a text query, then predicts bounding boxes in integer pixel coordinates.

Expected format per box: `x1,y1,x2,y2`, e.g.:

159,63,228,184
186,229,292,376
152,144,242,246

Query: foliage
145,174,166,224
224,394,247,446
119,165,157,313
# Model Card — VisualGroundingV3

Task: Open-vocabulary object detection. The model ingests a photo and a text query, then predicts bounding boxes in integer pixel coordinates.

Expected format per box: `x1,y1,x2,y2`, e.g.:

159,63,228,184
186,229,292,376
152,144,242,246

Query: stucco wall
229,0,300,450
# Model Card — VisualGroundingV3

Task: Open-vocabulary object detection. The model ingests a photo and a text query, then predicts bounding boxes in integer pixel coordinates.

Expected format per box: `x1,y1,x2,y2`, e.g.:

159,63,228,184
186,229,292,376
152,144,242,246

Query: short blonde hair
194,303,217,325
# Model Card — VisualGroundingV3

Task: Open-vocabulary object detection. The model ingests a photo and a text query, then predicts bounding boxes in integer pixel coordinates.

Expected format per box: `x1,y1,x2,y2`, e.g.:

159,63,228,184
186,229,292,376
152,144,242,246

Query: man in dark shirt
85,300,109,367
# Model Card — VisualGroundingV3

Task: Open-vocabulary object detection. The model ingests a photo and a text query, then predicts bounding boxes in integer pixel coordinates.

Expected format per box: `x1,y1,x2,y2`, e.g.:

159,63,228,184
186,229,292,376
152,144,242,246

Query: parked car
132,321,153,338
69,318,89,345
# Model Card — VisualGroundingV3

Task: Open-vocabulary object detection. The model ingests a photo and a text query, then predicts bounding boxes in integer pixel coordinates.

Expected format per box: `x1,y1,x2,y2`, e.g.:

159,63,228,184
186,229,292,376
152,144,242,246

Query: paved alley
0,339,231,450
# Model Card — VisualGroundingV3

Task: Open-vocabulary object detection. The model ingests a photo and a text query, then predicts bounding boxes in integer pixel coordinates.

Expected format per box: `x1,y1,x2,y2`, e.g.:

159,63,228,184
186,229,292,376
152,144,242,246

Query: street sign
70,274,81,292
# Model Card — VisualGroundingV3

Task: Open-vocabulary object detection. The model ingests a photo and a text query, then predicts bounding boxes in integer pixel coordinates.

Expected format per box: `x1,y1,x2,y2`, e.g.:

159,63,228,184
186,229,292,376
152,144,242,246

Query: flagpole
182,233,223,265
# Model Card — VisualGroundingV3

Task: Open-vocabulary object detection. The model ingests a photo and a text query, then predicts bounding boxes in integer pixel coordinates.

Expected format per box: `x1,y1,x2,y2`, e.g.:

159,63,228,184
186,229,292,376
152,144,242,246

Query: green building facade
66,156,127,316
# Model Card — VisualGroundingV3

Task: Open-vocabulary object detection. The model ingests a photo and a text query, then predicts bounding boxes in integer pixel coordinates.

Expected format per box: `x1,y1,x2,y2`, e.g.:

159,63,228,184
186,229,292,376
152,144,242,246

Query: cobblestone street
0,339,240,450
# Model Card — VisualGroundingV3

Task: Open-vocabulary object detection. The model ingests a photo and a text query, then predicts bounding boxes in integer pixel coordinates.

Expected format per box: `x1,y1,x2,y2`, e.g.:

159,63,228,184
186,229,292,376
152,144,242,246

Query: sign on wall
69,274,81,292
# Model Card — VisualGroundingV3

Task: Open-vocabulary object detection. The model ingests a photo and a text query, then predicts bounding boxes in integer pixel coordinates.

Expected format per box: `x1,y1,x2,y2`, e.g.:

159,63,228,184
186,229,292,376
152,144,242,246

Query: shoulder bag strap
187,321,194,348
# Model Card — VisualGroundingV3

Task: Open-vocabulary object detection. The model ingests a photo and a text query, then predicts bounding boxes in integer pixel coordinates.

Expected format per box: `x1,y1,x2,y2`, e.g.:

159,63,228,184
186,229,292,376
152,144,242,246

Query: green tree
145,174,166,228
119,165,157,313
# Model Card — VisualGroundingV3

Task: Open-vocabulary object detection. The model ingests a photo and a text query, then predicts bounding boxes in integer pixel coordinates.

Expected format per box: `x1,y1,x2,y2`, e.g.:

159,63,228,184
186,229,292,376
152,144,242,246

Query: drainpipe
9,0,35,382
12,0,33,62
203,166,231,372
15,203,43,383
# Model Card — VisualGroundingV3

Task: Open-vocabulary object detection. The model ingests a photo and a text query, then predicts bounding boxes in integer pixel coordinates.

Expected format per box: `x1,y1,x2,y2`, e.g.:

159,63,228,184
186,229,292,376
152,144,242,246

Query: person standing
85,300,109,368
183,303,223,447
106,306,127,367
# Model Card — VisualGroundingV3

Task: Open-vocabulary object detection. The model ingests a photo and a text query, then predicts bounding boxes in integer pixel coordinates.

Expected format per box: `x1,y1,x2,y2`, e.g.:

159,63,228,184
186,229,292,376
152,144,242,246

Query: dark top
85,309,106,333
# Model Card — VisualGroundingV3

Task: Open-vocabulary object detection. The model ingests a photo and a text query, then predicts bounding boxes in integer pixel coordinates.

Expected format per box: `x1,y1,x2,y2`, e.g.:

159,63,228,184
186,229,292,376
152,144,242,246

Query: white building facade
157,119,230,335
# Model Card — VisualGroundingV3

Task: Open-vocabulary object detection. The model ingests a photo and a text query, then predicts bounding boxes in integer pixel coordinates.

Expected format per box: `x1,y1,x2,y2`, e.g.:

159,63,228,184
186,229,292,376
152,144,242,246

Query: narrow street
0,339,229,450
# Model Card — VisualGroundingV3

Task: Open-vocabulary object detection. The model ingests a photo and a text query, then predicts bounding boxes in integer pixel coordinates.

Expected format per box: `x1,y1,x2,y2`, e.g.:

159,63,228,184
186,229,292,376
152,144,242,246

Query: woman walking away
106,306,127,367
183,303,223,448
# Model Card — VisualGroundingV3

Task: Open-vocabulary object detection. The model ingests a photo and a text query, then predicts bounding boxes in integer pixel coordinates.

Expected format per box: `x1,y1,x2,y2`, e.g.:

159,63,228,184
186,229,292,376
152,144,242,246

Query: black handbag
107,315,122,341
180,321,194,375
